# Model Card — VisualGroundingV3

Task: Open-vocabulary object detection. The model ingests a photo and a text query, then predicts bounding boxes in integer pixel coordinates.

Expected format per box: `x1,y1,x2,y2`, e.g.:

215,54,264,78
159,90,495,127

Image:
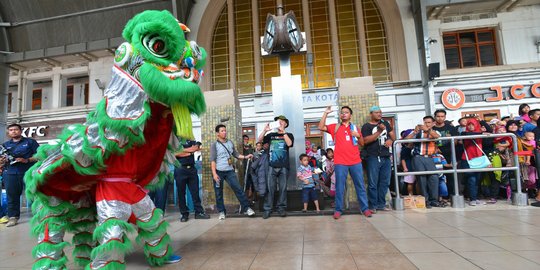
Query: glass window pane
444,47,460,69
443,34,457,45
459,32,476,44
478,31,494,42
479,45,496,66
461,46,477,67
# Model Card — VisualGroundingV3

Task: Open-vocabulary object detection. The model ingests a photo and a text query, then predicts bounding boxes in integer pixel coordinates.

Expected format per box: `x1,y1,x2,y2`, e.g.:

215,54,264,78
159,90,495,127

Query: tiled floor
2,202,540,269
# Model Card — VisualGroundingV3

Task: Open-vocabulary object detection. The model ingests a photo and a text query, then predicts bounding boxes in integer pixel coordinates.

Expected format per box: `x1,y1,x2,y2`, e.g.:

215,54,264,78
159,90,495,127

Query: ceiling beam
507,0,522,11
496,0,516,12
425,0,491,7
435,6,450,19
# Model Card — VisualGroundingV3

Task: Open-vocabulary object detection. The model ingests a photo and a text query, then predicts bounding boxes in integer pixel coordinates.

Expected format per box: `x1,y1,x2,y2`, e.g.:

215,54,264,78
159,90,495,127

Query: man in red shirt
318,106,372,219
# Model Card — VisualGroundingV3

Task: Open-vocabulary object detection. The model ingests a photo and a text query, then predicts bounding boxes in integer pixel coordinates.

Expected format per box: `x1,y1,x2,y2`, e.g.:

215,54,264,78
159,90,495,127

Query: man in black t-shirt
361,106,395,212
433,109,458,196
257,115,294,219
174,140,210,222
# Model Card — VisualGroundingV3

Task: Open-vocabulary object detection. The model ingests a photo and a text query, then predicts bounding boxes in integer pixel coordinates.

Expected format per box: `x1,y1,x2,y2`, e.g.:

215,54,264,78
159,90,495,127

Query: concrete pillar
0,61,8,142
337,76,378,206
200,89,243,212
50,67,62,108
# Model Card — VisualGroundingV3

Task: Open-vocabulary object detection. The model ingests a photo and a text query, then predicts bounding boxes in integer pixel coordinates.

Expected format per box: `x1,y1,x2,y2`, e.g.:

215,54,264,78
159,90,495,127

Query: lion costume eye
142,34,169,58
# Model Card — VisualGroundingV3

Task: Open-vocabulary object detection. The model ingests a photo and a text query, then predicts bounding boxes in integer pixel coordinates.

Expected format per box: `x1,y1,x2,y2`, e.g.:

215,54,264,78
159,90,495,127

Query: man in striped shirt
405,116,442,208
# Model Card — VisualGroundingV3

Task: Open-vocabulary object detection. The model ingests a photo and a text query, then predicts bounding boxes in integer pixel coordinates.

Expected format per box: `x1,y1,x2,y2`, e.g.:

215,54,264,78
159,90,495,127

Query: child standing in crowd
432,147,450,207
520,131,537,193
400,130,415,195
457,117,468,134
324,148,336,198
297,154,321,213
518,103,531,123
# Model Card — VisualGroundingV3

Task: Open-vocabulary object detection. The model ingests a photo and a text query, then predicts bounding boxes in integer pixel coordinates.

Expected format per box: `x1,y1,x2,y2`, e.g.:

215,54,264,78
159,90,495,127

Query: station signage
441,82,540,110
486,83,540,102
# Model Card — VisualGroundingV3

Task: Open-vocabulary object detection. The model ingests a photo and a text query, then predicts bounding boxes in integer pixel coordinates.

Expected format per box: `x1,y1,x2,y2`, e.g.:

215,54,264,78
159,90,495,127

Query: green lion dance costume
24,10,206,270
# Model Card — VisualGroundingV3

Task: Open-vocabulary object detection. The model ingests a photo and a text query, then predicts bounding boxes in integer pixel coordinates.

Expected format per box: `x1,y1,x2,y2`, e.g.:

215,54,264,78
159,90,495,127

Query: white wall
428,5,540,70
88,57,113,104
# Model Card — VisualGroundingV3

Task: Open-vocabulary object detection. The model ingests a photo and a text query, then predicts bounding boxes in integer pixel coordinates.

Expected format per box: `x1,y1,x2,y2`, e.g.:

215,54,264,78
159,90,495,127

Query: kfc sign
22,126,48,137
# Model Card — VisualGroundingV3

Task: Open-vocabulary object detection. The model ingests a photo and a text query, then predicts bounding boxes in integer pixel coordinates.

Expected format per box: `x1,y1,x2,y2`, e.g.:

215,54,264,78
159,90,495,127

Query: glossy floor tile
3,202,540,269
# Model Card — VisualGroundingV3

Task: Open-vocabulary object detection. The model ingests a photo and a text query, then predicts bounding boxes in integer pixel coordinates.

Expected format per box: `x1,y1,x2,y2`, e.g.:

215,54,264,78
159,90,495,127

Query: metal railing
392,133,528,210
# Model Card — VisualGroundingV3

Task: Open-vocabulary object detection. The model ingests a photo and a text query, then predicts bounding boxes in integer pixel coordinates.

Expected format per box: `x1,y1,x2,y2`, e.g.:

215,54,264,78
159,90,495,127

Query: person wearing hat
361,105,395,212
318,105,371,219
257,115,295,219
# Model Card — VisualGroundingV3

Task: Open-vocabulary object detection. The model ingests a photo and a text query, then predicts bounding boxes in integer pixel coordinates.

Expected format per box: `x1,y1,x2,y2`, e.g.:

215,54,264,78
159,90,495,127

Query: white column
50,67,63,109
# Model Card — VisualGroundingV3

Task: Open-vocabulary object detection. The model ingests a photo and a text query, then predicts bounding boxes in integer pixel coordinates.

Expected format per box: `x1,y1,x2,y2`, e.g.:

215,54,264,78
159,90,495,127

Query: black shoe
195,213,210,219
263,211,270,219
180,216,189,222
426,204,432,209
278,210,287,217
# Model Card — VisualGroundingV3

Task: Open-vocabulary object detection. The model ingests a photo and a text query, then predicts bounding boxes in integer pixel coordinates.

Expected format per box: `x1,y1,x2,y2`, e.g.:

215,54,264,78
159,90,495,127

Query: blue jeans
3,173,24,218
264,167,288,212
175,166,204,216
460,161,480,201
366,156,392,210
214,170,250,214
0,178,5,217
334,163,369,213
148,182,169,213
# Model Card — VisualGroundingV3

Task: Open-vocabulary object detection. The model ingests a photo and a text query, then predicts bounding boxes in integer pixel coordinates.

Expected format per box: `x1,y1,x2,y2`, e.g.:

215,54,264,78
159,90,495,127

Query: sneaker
476,200,486,205
363,210,373,218
5,217,18,227
333,212,341,219
302,209,307,213
278,210,287,217
195,213,210,219
263,211,270,219
487,198,497,204
245,207,255,217
0,216,8,224
164,254,182,264
180,216,189,222
469,200,477,206
218,212,226,220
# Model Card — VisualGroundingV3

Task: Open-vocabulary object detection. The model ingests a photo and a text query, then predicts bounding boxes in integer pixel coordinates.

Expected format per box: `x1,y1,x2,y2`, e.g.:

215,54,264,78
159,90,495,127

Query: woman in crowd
460,118,486,206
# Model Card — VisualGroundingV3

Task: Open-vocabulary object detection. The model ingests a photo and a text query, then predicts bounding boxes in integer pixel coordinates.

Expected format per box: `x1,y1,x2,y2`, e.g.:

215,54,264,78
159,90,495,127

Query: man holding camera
361,106,395,212
257,115,294,219
175,140,210,222
211,124,256,220
0,123,39,227
405,116,441,208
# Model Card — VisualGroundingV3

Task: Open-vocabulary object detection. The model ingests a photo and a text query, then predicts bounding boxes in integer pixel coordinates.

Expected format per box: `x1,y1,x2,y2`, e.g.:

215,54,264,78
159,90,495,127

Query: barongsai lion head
114,10,206,139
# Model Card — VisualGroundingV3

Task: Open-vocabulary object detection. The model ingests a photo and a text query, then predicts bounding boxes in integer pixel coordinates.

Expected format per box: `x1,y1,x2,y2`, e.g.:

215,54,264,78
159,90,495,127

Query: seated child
297,154,321,213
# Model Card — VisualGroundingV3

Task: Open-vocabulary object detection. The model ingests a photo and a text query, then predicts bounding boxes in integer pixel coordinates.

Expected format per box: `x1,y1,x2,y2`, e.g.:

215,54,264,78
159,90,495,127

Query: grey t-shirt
210,140,240,171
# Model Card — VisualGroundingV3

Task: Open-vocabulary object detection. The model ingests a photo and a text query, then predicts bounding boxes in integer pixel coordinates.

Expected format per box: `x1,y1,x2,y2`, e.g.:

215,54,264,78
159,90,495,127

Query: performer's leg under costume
69,195,97,267
31,196,70,270
89,180,171,270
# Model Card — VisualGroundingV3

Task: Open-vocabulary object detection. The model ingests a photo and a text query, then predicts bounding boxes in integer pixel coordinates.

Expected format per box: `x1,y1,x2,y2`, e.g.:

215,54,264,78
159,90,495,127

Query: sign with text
441,82,540,110
254,92,338,113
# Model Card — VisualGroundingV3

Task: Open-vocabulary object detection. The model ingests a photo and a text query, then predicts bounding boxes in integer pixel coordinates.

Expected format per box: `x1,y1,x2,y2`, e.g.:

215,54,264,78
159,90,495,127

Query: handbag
464,140,491,169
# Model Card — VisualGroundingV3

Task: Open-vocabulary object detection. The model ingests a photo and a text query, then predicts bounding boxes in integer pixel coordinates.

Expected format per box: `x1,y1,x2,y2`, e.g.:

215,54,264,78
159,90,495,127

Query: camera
0,145,15,165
